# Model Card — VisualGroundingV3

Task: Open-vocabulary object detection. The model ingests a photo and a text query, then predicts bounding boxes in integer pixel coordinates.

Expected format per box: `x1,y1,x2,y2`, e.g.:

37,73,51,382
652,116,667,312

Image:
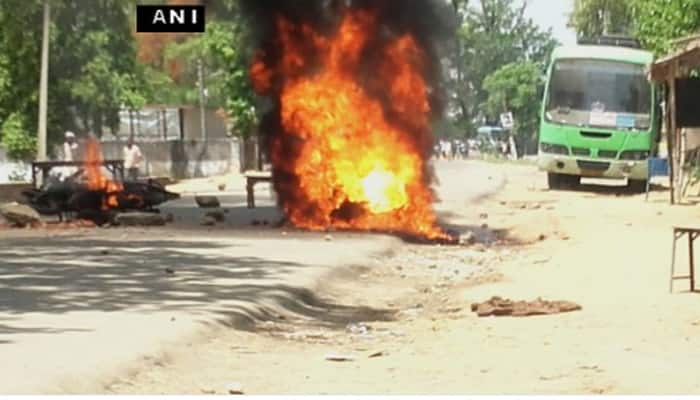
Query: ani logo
136,5,205,33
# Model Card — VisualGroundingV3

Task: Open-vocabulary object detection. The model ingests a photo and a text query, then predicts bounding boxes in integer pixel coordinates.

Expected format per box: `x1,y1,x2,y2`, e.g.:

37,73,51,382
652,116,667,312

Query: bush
1,113,36,161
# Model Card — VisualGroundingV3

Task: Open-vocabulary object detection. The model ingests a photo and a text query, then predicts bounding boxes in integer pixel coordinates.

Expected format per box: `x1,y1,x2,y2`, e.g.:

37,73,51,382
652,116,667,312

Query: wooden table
31,160,125,188
670,227,700,293
244,170,273,209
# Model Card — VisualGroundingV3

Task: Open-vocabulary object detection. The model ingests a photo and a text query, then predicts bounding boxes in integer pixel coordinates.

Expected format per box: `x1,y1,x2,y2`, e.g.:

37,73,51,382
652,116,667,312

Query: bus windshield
545,59,651,130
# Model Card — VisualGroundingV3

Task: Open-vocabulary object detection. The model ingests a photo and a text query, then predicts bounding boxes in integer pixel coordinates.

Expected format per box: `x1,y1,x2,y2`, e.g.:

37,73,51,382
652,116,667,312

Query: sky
525,0,577,46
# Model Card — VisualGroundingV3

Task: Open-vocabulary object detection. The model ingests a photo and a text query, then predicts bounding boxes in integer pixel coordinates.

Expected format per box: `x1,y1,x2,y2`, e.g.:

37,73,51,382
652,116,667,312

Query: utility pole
37,0,50,161
197,58,207,143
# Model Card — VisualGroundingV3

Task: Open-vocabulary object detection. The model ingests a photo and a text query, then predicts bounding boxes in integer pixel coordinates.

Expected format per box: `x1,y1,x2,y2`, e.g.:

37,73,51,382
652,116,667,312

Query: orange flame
84,138,124,210
252,9,447,240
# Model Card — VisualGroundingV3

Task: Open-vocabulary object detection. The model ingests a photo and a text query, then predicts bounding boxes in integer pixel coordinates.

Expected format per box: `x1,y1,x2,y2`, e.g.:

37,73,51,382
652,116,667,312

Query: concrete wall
99,138,240,179
47,138,240,180
684,128,700,151
182,109,229,141
0,148,31,184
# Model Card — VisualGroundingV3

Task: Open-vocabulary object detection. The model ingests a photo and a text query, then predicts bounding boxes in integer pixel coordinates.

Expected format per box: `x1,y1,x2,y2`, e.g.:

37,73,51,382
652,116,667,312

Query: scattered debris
325,354,355,362
205,210,225,223
346,323,372,335
0,202,41,227
195,195,220,208
225,382,244,395
471,296,582,317
460,232,476,245
114,212,166,227
201,216,217,226
439,307,463,314
368,350,386,358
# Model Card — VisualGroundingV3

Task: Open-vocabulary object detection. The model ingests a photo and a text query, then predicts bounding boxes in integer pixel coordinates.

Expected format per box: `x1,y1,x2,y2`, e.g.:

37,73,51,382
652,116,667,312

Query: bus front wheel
548,173,580,190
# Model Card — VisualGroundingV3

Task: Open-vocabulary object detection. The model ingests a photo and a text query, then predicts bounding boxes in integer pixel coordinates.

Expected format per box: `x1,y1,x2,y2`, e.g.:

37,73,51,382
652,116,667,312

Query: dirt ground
100,162,700,395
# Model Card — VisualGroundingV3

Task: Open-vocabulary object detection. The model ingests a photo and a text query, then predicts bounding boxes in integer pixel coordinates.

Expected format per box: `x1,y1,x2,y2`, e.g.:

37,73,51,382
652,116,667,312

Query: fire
83,138,124,210
252,8,448,240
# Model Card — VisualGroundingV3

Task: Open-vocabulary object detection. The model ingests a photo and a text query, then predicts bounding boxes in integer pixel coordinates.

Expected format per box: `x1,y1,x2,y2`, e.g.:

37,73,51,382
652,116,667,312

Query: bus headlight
619,150,649,161
540,142,570,155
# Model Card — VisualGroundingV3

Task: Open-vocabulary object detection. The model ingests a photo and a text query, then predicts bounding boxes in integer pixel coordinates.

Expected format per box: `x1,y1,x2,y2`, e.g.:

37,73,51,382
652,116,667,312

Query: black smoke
240,0,456,217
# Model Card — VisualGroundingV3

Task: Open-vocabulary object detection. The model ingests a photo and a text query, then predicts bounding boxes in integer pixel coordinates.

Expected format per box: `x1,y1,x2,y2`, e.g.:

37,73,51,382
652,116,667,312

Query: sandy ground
100,161,700,395
0,161,505,394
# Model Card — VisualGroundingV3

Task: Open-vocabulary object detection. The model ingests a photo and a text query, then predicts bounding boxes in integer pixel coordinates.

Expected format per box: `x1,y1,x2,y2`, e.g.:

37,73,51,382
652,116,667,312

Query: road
101,160,700,395
0,160,505,394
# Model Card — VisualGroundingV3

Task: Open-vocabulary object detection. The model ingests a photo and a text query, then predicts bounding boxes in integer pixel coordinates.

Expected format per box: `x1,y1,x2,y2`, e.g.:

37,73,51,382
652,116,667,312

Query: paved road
0,160,506,394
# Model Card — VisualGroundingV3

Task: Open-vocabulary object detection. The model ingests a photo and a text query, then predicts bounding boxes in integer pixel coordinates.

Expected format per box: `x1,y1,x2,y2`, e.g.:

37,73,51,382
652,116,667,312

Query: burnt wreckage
22,171,180,224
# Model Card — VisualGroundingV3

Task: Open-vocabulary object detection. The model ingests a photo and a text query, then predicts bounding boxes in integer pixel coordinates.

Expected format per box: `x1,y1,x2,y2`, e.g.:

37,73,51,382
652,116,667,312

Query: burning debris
244,0,454,242
22,138,180,225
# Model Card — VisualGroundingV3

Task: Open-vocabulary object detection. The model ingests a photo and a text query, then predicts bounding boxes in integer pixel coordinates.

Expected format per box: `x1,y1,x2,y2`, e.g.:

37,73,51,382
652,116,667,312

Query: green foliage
432,119,464,139
569,0,700,56
569,0,634,37
483,61,542,149
1,113,36,161
0,0,145,155
51,0,144,136
631,0,700,56
445,0,557,136
164,17,257,138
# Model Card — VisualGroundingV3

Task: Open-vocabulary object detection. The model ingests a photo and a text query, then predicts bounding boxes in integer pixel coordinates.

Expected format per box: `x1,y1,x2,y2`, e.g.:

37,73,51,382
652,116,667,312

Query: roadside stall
650,34,700,204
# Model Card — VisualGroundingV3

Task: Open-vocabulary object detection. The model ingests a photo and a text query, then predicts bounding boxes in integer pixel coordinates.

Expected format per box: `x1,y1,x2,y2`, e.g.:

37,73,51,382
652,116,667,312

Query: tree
162,3,258,138
50,0,146,137
483,60,542,154
444,0,556,137
569,0,700,56
0,0,147,159
569,0,633,37
631,0,700,56
0,0,43,159
1,113,36,161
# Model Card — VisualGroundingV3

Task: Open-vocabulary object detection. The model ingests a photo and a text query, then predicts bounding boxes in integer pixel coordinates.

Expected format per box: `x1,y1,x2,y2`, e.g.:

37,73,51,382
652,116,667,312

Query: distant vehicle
476,126,506,154
537,36,662,191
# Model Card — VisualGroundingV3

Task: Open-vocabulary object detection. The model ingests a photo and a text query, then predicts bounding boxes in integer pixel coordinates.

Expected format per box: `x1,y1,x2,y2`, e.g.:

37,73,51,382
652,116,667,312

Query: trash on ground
471,296,581,317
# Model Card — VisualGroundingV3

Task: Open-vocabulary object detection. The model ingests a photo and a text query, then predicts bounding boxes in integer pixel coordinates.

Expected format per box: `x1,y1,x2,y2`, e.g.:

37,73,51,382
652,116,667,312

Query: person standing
58,131,80,180
63,131,78,161
123,137,143,181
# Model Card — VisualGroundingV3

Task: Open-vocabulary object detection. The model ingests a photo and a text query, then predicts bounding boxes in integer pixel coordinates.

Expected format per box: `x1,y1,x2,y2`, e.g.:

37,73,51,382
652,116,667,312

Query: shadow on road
0,236,395,336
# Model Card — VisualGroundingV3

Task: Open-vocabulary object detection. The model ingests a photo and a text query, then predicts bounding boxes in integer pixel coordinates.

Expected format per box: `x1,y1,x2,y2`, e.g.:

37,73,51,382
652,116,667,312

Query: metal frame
31,160,125,189
245,171,273,209
670,227,699,293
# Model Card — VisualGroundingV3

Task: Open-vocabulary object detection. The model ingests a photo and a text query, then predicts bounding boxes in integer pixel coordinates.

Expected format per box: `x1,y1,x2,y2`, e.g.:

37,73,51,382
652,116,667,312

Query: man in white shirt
123,137,143,181
63,131,78,161
59,131,79,180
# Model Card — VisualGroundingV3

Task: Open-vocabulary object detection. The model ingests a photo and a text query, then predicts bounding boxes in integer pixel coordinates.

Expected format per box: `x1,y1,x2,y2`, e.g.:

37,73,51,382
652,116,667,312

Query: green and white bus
537,37,662,190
